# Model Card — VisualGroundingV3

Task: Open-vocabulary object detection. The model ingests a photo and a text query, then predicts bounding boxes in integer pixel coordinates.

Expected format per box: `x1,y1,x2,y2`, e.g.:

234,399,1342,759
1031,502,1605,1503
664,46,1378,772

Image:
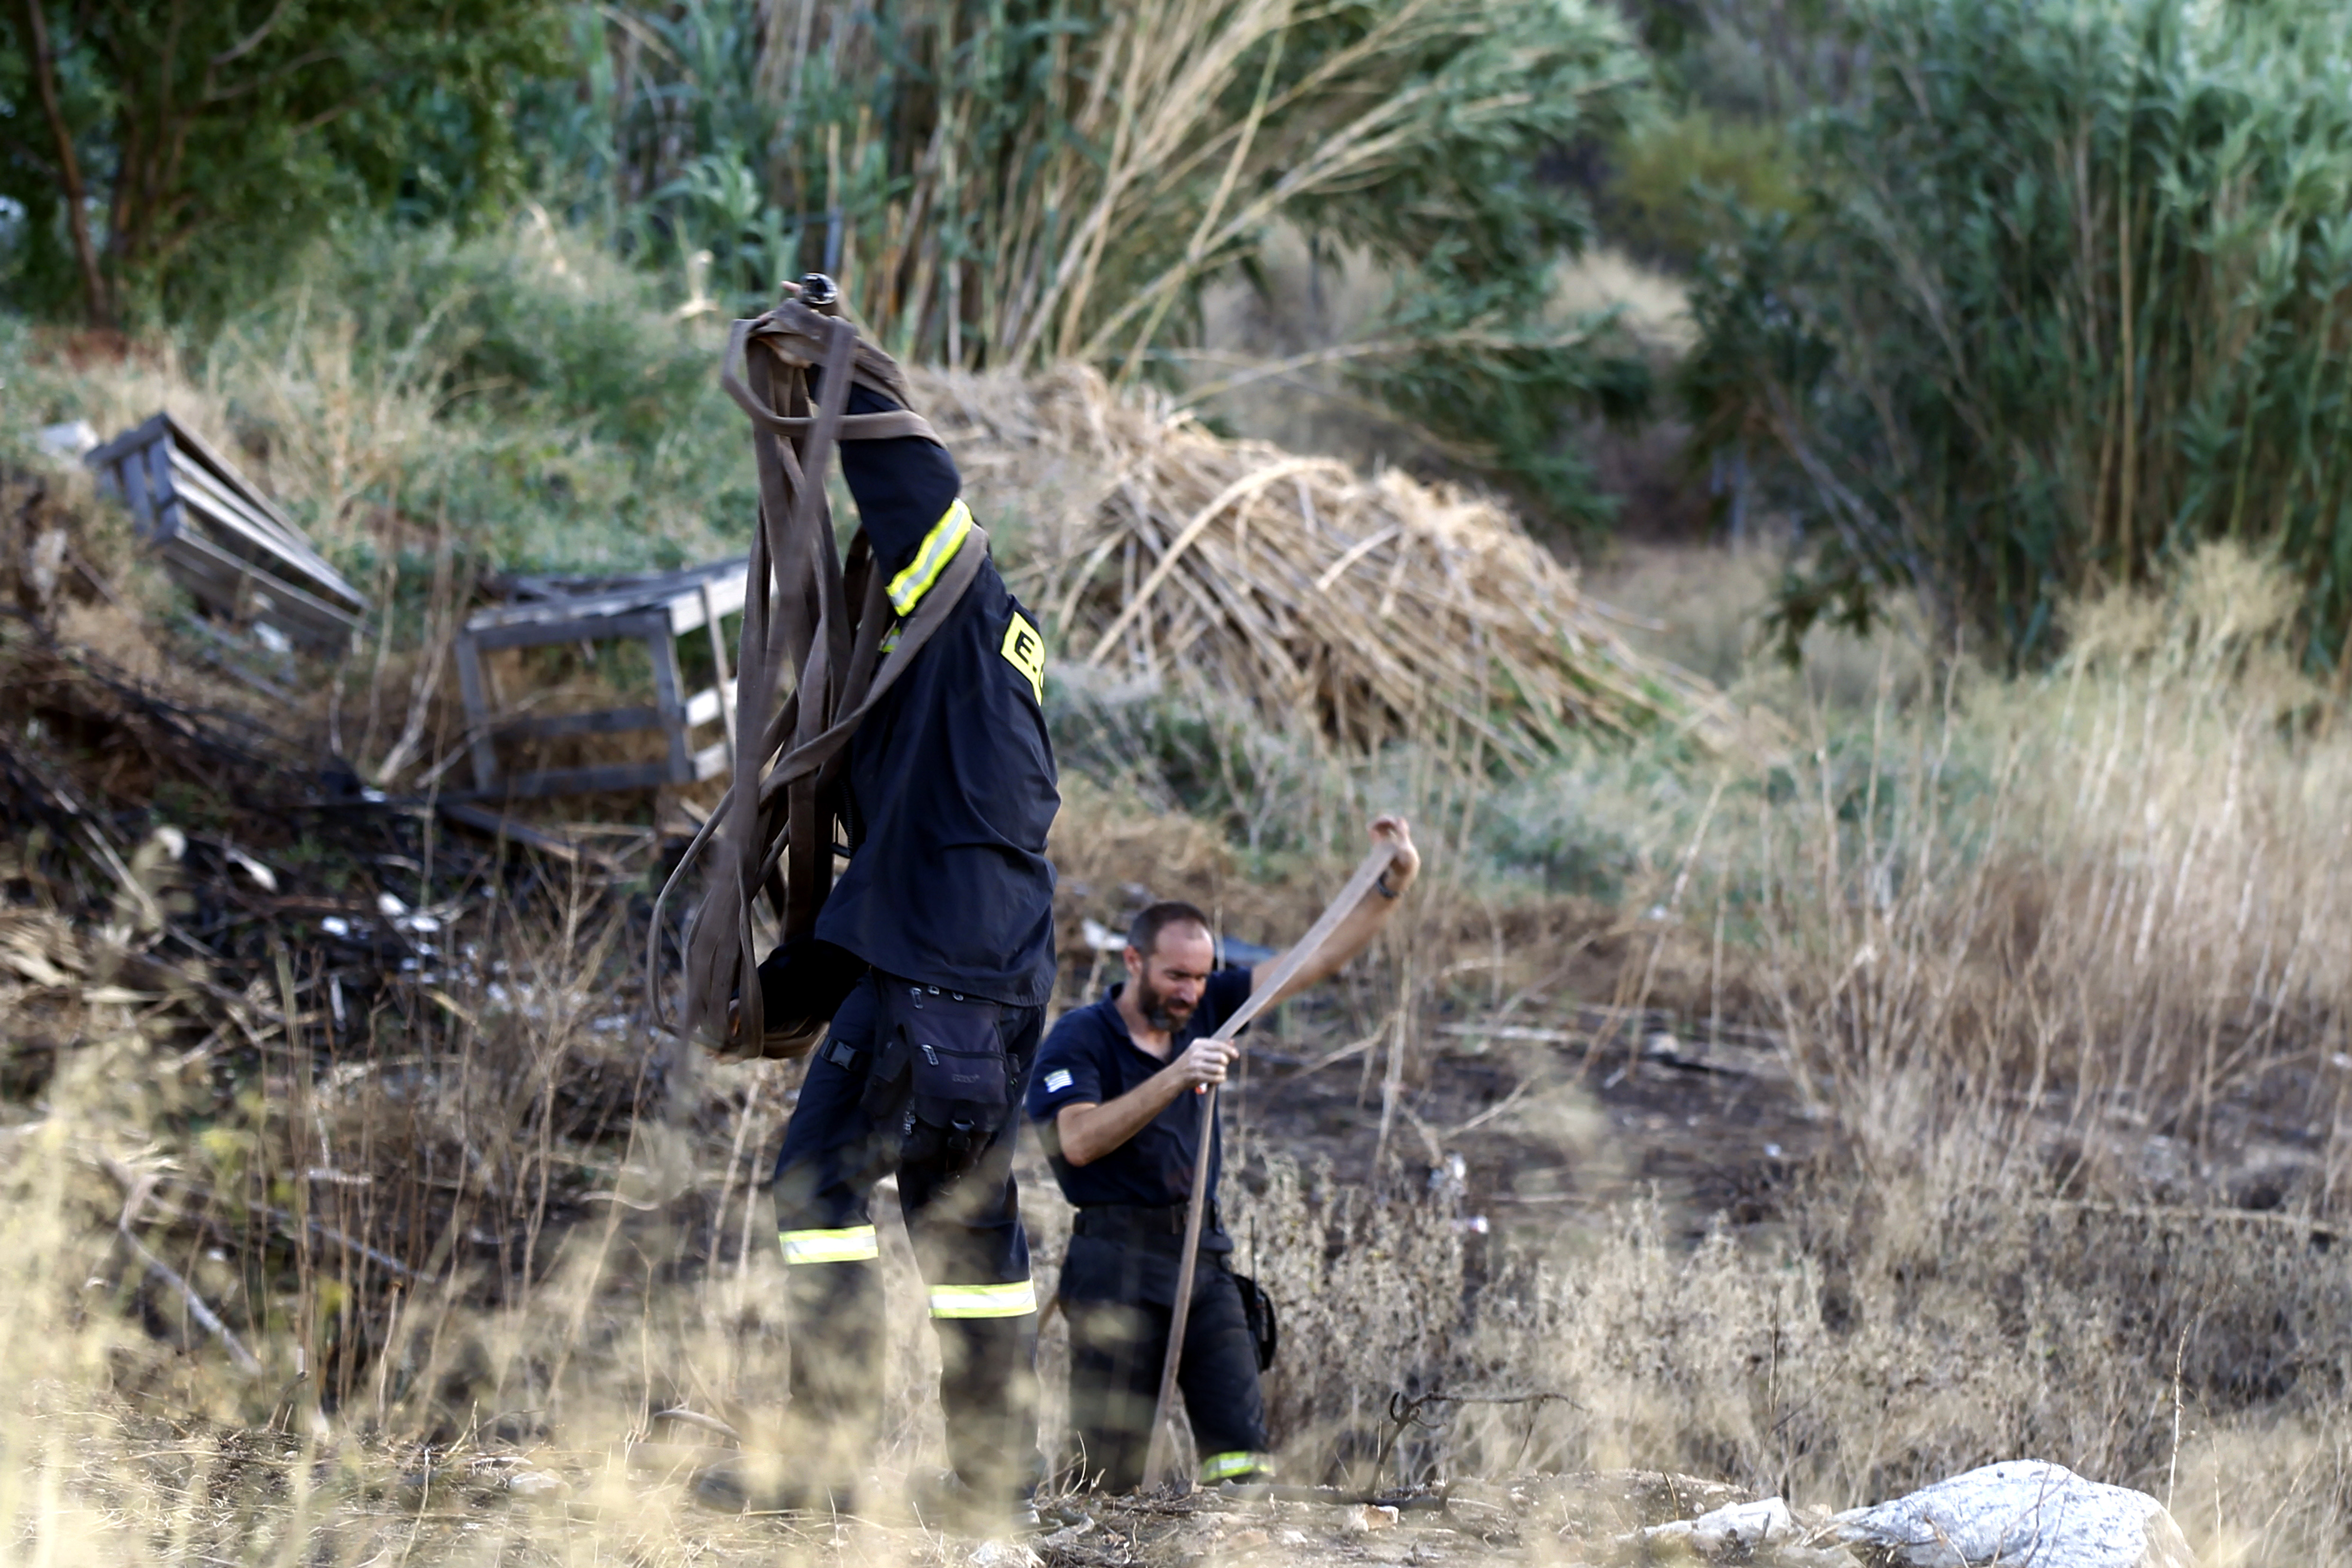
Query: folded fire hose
647,279,985,1059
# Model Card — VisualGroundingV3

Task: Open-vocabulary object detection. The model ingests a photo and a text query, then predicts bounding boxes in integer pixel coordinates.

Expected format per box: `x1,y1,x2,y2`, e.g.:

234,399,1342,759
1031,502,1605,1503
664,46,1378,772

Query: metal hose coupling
798,272,842,314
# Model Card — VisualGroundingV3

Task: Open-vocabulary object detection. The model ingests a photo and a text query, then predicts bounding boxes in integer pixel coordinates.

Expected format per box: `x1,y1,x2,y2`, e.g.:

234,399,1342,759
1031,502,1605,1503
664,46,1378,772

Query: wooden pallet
86,412,368,651
453,558,747,799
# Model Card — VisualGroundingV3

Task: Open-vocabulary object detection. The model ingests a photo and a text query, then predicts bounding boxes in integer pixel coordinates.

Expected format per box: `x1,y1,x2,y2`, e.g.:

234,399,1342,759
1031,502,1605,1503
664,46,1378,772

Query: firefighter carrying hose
1025,818,1419,1490
691,284,1059,1531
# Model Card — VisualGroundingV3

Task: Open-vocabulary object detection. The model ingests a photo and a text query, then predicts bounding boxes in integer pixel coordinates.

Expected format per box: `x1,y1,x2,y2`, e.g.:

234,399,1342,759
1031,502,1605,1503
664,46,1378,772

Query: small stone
1342,1504,1400,1532
1230,1528,1269,1547
968,1542,1044,1568
1279,1530,1311,1546
504,1469,567,1498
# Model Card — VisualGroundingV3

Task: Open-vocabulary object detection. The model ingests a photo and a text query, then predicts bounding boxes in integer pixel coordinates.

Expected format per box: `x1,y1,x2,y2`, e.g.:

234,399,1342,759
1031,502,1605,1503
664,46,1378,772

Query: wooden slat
452,632,500,791
485,558,745,605
467,608,673,653
158,528,360,634
463,558,749,635
646,629,692,783
698,570,748,622
495,761,672,799
165,447,364,609
144,438,181,542
158,531,363,648
168,458,365,611
435,802,622,869
662,570,747,633
500,704,664,741
484,687,723,745
85,413,171,491
700,582,738,752
166,445,313,557
151,413,313,552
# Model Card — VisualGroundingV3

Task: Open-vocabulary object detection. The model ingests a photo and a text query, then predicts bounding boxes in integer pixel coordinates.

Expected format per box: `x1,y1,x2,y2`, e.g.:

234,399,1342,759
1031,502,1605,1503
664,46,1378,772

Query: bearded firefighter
1025,817,1419,1490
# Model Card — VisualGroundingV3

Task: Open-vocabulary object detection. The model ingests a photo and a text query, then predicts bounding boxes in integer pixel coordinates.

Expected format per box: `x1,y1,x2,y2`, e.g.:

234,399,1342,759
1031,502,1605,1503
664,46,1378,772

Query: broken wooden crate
86,412,368,651
453,559,747,799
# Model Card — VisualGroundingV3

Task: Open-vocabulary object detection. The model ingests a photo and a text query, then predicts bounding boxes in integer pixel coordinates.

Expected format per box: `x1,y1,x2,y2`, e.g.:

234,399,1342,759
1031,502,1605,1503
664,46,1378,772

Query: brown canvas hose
646,285,985,1058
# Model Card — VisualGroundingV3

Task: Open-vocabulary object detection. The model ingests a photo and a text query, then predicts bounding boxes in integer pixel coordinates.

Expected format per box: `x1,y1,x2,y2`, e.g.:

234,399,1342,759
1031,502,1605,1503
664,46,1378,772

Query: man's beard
1136,975,1196,1033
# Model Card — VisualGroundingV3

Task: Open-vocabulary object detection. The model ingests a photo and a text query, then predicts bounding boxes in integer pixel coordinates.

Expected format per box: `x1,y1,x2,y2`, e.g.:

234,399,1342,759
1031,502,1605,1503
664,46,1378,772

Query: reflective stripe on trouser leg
779,1225,880,1265
1199,1451,1271,1483
929,1278,1038,1318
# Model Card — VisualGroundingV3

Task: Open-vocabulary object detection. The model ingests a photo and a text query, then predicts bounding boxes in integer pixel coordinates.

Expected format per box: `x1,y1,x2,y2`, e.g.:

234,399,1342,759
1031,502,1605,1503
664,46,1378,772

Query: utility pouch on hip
1232,1271,1278,1372
862,976,1007,1174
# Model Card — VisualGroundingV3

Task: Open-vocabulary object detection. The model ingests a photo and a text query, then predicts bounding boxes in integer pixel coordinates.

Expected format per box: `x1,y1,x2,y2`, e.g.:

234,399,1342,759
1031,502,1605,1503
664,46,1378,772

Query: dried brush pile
924,366,1738,766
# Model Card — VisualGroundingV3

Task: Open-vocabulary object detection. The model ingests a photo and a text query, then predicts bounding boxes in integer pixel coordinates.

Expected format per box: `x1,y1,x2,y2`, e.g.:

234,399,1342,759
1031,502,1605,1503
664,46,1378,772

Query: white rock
1834,1461,2195,1568
1644,1496,1798,1555
39,420,97,459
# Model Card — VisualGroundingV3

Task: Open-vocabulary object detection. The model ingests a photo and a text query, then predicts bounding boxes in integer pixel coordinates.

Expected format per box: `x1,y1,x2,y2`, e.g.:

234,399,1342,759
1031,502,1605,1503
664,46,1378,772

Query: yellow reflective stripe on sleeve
886,497,973,616
778,1225,879,1265
927,1279,1038,1318
1000,611,1044,704
1199,1451,1269,1483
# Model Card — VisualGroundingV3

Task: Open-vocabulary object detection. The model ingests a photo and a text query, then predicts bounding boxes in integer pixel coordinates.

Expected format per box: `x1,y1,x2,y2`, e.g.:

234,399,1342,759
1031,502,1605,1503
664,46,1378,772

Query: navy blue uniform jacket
812,385,1059,1007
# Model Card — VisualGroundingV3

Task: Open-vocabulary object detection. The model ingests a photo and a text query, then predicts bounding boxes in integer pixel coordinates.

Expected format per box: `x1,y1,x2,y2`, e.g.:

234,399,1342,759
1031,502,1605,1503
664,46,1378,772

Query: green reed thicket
1684,0,2352,669
521,0,1656,523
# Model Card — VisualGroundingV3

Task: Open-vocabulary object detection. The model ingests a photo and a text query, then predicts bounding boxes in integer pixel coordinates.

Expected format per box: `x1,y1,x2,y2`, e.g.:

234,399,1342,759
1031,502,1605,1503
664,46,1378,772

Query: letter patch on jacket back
1001,612,1045,704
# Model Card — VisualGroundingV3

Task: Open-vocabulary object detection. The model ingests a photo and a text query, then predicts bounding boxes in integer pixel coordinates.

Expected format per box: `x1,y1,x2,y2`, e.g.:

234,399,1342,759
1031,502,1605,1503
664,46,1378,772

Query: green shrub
1684,0,2352,670
201,220,752,573
1606,107,1803,266
0,1,563,329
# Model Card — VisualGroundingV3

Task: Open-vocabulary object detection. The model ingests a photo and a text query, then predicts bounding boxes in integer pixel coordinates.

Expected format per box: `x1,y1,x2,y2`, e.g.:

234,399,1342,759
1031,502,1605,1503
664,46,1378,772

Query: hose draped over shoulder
647,294,986,1058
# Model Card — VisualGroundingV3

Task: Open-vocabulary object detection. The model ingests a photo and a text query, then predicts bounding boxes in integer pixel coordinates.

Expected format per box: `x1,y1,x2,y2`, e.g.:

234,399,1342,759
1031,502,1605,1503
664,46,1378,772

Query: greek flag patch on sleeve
1044,1068,1074,1093
1001,611,1045,704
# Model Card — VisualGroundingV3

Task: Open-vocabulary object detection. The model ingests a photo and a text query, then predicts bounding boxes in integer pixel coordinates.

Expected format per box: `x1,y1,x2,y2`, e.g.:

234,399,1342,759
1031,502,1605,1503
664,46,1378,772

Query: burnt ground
1216,999,1825,1245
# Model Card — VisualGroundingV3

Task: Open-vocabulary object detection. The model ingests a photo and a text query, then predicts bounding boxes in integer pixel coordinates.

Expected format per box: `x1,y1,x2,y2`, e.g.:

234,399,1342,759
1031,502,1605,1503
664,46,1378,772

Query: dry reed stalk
925,365,1747,764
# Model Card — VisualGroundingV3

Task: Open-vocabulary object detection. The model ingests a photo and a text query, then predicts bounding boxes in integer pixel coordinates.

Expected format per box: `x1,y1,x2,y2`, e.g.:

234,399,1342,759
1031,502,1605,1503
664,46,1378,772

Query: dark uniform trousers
771,976,1045,1496
1059,1222,1269,1491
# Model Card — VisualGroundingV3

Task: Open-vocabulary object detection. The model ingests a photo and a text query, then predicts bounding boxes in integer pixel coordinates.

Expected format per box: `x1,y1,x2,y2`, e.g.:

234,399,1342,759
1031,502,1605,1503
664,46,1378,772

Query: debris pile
924,365,1740,766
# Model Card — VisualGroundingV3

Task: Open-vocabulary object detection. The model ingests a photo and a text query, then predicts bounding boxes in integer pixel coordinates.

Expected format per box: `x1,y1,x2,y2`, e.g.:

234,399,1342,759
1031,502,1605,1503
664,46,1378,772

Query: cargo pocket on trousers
872,977,1006,1174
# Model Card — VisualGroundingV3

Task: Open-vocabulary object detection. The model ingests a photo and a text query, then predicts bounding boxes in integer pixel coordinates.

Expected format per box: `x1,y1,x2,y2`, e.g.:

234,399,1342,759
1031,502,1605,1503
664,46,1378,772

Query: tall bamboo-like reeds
540,0,1648,378
1684,0,2352,672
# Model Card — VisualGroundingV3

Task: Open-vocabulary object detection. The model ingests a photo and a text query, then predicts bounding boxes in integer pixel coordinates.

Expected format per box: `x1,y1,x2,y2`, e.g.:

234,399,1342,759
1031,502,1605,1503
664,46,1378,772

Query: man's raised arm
1248,815,1421,1008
